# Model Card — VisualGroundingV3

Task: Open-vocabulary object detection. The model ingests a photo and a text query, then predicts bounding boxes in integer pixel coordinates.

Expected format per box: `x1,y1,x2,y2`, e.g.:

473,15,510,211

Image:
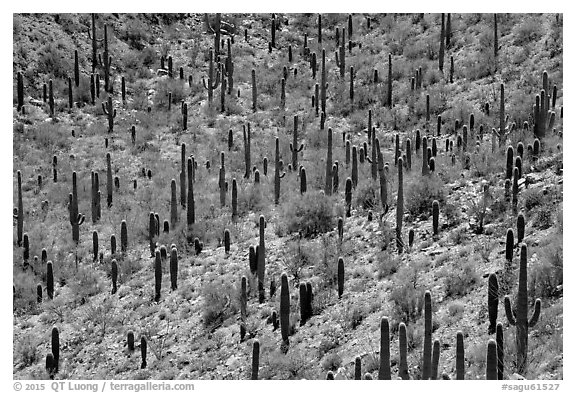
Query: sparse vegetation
12,13,562,381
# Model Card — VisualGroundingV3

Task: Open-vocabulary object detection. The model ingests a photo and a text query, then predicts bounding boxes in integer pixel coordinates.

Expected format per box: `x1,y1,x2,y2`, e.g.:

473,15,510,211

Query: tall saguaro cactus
202,48,221,105
106,153,113,207
387,53,393,108
187,158,195,228
321,49,327,115
422,290,433,379
15,170,24,246
258,215,266,303
488,273,499,334
396,157,404,253
274,138,285,205
439,14,445,72
456,331,465,379
325,128,333,195
68,172,85,244
219,152,226,207
243,124,251,178
504,243,541,375
251,69,257,112
280,272,290,345
290,116,304,171
17,72,24,112
102,96,116,133
378,317,391,379
251,339,260,380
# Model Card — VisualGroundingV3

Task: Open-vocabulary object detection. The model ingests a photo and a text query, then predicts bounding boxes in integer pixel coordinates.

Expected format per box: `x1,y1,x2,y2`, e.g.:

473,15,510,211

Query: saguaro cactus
274,138,285,205
432,200,440,235
378,317,391,379
497,322,504,380
251,69,257,111
170,179,178,226
111,259,118,294
280,272,290,345
51,327,60,372
486,339,498,380
321,49,327,115
422,290,433,379
431,339,440,380
170,247,178,290
345,178,352,217
154,250,162,301
202,48,220,105
102,96,116,133
68,172,85,244
325,128,333,195
15,170,23,246
251,339,260,380
47,261,54,299
48,79,54,117
337,257,344,298
499,83,505,147
218,152,226,207
179,144,186,207
399,322,409,379
504,243,541,375
351,146,358,188
290,116,304,171
456,331,465,379
106,153,113,207
421,137,429,175
488,273,499,334
141,337,147,369
387,54,393,108
258,215,266,303
396,157,404,253
300,167,307,194
243,124,251,178
439,14,445,72
91,172,101,223
17,72,24,112
187,158,195,228
232,178,238,221
149,212,156,257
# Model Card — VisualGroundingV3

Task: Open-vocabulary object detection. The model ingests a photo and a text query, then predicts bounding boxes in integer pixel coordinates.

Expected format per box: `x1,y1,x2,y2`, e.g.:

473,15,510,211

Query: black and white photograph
11,7,564,384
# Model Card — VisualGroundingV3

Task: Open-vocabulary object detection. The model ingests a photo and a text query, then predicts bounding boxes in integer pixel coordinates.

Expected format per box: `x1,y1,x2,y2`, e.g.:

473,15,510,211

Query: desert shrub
139,46,157,68
118,18,151,50
13,270,39,314
523,188,544,211
321,352,342,371
37,41,72,79
154,78,188,109
15,333,40,367
282,191,336,238
201,278,238,330
512,16,542,46
377,252,402,279
447,301,465,318
444,259,480,298
405,174,446,219
389,258,426,326
67,264,104,303
532,206,555,230
355,179,379,210
285,238,315,283
529,233,562,300
261,347,314,380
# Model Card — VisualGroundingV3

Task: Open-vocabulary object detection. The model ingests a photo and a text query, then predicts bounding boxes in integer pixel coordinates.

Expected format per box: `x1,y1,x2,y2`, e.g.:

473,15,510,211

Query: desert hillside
13,13,563,380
